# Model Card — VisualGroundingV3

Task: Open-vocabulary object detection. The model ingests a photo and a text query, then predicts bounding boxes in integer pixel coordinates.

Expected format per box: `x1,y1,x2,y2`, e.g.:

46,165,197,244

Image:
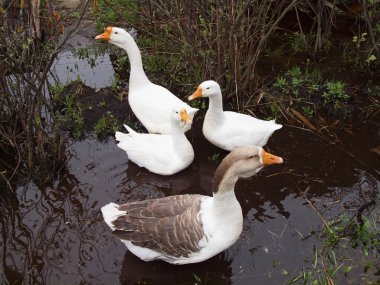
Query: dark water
1,116,379,284
1,29,379,283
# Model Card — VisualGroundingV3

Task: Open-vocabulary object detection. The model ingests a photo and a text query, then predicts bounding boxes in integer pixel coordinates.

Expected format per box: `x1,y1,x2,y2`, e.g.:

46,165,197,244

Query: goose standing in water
101,145,283,264
115,109,194,176
96,27,198,134
189,80,282,151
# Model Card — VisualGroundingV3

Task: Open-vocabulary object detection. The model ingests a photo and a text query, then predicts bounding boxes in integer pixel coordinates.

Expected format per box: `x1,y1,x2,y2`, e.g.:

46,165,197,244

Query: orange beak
95,26,112,41
261,149,283,165
180,109,192,124
188,86,202,101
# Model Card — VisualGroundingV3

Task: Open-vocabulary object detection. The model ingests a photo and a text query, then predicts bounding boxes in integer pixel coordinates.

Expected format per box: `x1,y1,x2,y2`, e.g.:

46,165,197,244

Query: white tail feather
123,124,136,134
115,131,130,142
273,123,283,131
101,203,126,231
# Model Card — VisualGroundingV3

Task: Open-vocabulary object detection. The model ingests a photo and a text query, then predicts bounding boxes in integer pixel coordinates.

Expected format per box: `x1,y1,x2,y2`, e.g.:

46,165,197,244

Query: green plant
343,26,379,70
115,54,128,70
98,100,106,108
114,92,124,102
94,0,301,107
291,77,303,89
352,218,379,256
55,93,85,139
308,83,320,92
73,46,105,67
93,0,138,32
366,54,377,65
50,82,65,100
301,106,314,119
287,66,303,79
273,76,288,91
352,33,367,48
144,54,167,73
274,66,323,101
266,104,280,120
289,32,307,54
289,213,379,285
72,107,85,139
111,74,120,89
208,152,220,162
322,81,349,111
94,111,118,137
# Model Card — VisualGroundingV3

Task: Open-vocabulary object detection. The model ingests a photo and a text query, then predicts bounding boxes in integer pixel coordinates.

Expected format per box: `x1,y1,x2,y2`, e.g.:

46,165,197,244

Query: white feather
101,203,126,231
191,80,282,151
98,27,198,134
115,114,194,175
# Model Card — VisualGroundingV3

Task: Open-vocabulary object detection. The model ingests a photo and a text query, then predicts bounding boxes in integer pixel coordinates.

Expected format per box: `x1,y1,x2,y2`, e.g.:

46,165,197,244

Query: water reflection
0,121,379,284
49,50,114,89
120,251,232,285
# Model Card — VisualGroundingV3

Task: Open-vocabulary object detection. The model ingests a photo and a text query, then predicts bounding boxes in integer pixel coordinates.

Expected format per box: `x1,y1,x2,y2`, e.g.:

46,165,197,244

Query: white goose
115,108,194,176
101,145,283,264
95,27,198,134
189,80,282,151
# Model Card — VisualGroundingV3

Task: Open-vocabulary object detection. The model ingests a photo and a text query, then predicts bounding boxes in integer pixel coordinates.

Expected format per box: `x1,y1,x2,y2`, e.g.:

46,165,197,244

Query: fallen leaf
370,146,380,155
290,108,316,130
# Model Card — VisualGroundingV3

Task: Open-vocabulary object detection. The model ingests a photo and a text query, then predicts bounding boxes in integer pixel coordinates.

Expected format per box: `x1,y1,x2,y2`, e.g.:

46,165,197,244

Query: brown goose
101,145,283,264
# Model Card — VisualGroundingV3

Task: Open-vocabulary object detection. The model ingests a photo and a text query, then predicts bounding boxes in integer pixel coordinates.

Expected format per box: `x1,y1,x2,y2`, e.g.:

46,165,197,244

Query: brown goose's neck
212,157,238,195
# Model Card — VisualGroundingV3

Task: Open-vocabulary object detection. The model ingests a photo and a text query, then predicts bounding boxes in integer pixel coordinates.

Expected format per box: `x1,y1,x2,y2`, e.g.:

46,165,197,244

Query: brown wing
112,194,205,258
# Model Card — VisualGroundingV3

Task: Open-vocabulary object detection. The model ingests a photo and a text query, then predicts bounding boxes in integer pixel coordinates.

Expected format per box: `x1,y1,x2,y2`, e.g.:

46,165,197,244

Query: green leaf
343,265,352,273
272,260,281,268
281,269,288,275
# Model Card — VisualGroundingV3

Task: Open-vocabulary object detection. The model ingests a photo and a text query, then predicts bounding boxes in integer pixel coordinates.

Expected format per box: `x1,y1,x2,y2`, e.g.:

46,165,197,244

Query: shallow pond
1,31,379,284
1,114,379,284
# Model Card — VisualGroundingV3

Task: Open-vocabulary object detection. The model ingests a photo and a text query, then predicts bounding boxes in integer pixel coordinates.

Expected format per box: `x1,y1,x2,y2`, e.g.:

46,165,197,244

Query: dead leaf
330,119,340,127
344,128,356,136
290,108,316,130
370,146,380,155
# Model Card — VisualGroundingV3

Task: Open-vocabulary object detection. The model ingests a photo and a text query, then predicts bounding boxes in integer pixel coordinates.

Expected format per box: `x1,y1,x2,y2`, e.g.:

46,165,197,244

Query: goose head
213,146,283,193
172,108,192,126
95,26,131,49
188,80,221,100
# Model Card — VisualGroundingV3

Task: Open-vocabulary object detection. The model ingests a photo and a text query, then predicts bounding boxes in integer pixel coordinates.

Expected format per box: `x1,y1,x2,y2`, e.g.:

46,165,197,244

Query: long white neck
206,90,224,122
116,33,150,88
213,185,238,210
170,120,190,154
210,186,242,241
211,169,241,212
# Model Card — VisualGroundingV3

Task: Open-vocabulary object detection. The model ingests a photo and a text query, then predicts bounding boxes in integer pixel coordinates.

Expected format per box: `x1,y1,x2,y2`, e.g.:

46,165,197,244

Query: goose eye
206,87,210,90
249,155,258,159
115,32,118,34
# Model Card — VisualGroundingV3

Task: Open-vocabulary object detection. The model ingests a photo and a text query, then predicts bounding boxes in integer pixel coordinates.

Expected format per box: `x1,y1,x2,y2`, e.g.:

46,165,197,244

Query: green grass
302,105,314,119
322,81,349,112
271,65,354,119
289,214,379,285
53,85,86,139
94,111,118,137
50,82,65,101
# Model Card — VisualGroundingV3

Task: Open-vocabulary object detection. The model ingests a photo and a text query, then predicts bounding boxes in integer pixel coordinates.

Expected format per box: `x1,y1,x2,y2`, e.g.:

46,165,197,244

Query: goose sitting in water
188,80,282,151
101,145,283,264
115,108,194,176
95,27,198,134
